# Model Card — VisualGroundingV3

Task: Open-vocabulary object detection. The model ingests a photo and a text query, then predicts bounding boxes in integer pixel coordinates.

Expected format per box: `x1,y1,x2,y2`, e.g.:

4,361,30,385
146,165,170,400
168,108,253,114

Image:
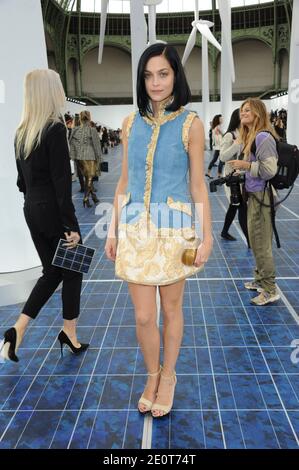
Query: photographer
219,109,250,246
230,98,280,306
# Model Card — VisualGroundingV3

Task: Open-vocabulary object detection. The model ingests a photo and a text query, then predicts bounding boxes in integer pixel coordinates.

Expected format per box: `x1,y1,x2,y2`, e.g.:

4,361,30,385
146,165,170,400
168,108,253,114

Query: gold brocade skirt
115,212,204,286
77,160,98,178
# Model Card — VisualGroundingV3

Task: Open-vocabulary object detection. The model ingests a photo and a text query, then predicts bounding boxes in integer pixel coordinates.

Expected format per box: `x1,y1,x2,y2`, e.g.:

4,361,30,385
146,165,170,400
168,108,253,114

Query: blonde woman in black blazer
0,69,88,363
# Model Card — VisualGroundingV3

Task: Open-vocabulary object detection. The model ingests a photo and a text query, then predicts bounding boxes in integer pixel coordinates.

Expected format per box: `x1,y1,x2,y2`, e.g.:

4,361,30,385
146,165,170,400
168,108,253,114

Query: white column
201,35,210,138
144,0,163,45
148,5,156,44
130,0,147,108
286,0,299,147
220,1,233,130
0,0,48,273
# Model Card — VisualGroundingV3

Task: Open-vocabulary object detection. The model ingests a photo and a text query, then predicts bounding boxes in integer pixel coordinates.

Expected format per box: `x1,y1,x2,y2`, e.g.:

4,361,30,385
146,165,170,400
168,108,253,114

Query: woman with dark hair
205,114,224,179
105,44,213,417
74,113,80,127
65,114,85,192
101,127,109,154
219,108,250,246
274,116,286,142
209,121,213,150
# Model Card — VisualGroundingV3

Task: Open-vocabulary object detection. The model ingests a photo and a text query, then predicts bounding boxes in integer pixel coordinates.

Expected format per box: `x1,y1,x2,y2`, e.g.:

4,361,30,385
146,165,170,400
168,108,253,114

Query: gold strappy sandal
138,365,162,414
151,369,177,418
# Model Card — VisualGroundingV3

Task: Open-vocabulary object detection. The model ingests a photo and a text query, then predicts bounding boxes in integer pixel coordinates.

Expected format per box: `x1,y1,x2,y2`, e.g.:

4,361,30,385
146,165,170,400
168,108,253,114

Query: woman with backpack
219,108,250,246
230,98,280,306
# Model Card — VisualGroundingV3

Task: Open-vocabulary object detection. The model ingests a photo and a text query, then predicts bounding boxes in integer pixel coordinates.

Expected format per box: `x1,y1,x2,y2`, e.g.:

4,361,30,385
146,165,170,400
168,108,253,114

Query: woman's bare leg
128,283,161,412
152,279,185,417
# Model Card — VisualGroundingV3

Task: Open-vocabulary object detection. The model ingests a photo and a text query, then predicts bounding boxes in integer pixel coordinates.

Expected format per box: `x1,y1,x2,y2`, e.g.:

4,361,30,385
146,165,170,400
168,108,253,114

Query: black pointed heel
57,330,89,357
221,232,237,241
0,328,19,362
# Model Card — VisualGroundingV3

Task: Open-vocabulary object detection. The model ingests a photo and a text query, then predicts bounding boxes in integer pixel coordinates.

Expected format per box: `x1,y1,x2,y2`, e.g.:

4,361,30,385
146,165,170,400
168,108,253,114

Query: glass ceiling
56,0,274,14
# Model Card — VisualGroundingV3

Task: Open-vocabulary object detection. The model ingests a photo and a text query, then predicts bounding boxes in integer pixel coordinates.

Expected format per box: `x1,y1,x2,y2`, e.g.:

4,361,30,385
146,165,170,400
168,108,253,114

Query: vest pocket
166,196,192,217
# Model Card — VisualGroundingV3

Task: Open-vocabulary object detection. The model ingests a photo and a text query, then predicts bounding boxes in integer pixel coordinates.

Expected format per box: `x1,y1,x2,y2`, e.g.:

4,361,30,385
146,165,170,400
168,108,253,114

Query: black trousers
209,131,213,150
23,204,82,320
222,199,250,247
75,160,84,191
208,150,224,174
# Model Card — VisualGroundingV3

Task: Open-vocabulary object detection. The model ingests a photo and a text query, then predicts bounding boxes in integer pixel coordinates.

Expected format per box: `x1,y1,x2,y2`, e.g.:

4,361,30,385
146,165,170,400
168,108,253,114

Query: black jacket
16,121,79,234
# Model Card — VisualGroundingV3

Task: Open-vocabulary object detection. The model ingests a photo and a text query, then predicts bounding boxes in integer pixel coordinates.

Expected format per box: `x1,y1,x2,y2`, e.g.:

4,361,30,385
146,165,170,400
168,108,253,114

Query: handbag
181,249,197,266
101,161,109,172
181,243,203,266
52,239,95,274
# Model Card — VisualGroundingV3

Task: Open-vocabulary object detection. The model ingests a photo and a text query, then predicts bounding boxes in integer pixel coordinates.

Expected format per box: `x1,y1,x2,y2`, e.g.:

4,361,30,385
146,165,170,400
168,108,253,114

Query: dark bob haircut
226,108,241,134
136,43,191,117
212,114,222,129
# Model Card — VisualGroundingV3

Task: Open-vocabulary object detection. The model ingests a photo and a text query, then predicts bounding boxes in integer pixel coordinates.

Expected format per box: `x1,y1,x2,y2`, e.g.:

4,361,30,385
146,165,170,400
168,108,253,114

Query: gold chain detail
167,197,192,217
142,107,185,127
141,106,188,215
182,112,197,153
144,124,161,212
126,111,137,139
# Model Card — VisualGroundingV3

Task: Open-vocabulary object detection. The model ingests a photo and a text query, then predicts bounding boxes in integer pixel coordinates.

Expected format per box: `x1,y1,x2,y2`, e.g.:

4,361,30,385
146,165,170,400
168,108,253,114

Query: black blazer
16,122,79,235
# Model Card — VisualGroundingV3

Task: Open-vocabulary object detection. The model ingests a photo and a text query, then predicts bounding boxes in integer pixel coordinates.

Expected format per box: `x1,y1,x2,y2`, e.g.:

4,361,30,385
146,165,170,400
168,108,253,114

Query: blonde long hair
15,69,66,159
79,110,91,125
239,98,278,159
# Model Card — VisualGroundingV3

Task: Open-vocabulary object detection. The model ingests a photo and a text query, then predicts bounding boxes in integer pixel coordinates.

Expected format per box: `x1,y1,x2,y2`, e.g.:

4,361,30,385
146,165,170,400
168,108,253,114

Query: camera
209,171,245,206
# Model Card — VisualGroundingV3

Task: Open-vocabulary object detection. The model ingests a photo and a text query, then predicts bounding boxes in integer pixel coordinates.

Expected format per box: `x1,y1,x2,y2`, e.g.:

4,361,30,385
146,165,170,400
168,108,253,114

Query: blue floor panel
0,146,298,448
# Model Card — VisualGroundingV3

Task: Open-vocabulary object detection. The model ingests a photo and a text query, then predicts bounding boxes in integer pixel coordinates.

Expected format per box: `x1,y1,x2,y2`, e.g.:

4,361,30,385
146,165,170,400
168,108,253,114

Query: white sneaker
251,290,280,306
244,281,262,292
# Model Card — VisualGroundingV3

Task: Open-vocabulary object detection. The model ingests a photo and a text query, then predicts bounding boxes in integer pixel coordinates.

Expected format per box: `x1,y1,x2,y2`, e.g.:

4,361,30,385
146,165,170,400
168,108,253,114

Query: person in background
274,115,286,142
101,127,109,154
69,110,101,208
0,69,88,363
64,113,73,139
209,121,213,151
230,98,280,306
74,113,80,127
65,114,84,192
219,108,250,246
205,114,224,178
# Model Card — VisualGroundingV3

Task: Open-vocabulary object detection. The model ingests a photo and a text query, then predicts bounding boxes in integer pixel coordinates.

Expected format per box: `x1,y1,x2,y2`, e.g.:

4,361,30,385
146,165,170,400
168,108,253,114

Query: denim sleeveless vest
115,103,203,285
